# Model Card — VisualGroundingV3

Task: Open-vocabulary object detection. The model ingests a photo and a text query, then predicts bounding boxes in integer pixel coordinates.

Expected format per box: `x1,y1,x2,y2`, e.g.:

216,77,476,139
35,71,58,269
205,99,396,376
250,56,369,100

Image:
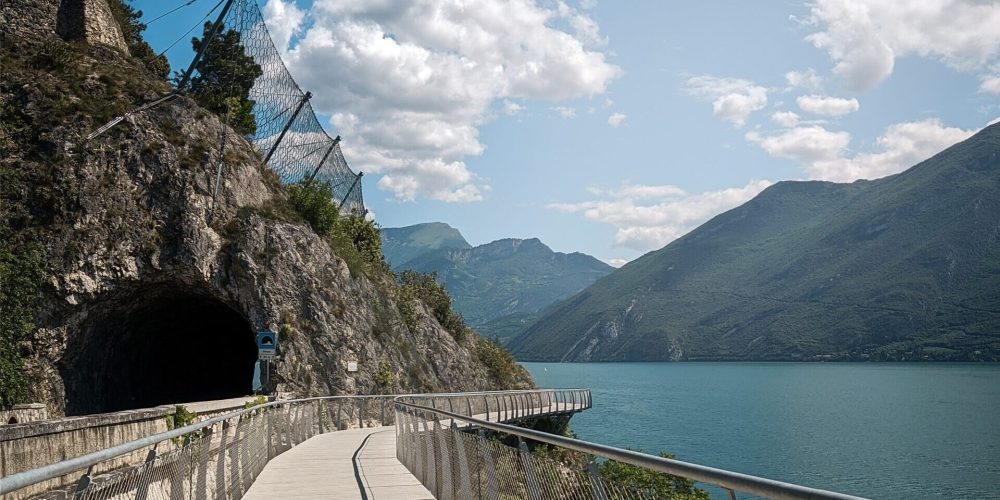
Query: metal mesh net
186,0,366,215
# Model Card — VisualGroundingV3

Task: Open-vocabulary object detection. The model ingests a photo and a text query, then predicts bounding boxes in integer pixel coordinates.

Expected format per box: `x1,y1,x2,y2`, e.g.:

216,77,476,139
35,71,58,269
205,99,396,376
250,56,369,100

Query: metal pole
306,136,340,184
263,91,313,164
176,0,237,92
339,171,363,208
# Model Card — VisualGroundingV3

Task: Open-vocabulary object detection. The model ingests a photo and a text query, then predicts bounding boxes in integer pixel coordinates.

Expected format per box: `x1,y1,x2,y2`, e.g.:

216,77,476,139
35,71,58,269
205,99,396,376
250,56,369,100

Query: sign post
257,332,278,389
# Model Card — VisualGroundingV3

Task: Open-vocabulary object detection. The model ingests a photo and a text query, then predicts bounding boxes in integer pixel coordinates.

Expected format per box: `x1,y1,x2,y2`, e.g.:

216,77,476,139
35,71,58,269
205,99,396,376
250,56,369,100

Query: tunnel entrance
62,284,258,415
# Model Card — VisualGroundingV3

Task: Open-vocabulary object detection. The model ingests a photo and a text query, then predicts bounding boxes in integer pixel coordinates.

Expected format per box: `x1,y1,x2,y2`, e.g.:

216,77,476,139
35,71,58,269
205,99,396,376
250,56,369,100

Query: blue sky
135,0,999,266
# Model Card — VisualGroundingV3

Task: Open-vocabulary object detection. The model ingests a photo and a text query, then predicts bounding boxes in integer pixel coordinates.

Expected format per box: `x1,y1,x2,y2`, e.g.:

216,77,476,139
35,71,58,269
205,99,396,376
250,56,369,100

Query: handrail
394,400,868,500
0,394,401,495
0,389,581,495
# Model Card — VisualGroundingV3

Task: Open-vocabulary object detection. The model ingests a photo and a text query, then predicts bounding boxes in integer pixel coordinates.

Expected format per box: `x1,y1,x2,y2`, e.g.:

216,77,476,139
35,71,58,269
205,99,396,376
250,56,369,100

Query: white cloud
502,99,525,115
980,75,1000,95
747,118,977,182
684,75,768,127
270,0,620,202
553,106,578,119
746,125,851,167
771,111,801,127
263,0,305,54
606,258,628,268
805,0,1000,91
785,68,823,91
548,180,773,251
796,94,860,117
607,112,627,127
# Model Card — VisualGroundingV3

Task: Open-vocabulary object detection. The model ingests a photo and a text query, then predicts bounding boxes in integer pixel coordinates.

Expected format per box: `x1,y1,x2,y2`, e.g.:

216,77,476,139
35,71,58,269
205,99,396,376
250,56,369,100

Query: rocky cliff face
1,0,531,416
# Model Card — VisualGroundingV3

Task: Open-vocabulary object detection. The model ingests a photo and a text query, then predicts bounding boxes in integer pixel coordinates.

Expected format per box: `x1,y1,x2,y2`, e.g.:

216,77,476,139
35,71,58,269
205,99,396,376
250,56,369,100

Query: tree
599,451,710,500
287,180,339,235
185,23,262,135
107,0,170,80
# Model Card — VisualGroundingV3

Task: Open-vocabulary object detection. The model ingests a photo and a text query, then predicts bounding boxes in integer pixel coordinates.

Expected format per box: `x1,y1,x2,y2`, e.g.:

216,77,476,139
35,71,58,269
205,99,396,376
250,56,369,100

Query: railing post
517,438,543,500
587,461,609,500
71,467,92,499
359,398,366,428
435,416,453,500
132,448,157,500
451,422,473,499
478,430,500,500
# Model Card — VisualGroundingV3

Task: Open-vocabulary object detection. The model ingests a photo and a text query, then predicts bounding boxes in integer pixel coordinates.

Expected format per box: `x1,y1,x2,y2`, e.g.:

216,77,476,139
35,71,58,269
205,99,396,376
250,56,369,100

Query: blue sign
257,331,277,360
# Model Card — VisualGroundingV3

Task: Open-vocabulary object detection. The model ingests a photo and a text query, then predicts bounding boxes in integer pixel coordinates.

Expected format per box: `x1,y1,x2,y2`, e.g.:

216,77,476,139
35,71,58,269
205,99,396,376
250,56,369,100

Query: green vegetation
285,179,388,276
243,395,268,409
288,180,339,234
373,362,394,391
476,337,524,388
512,123,1000,362
165,405,199,444
107,0,170,79
0,226,44,407
185,24,262,135
598,451,709,500
396,270,468,341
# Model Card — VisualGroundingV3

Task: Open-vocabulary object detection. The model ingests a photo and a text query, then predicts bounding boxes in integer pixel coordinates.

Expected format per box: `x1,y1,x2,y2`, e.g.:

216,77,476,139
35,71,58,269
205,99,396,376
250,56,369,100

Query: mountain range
382,224,613,339
509,122,1000,362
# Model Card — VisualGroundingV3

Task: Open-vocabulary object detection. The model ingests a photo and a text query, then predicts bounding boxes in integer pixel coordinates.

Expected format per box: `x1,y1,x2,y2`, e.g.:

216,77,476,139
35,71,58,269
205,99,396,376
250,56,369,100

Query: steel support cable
144,0,199,26
156,0,225,57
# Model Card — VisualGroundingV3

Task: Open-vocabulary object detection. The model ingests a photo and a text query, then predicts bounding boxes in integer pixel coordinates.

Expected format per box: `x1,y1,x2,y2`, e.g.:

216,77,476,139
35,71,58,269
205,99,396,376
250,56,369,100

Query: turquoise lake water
522,362,1000,499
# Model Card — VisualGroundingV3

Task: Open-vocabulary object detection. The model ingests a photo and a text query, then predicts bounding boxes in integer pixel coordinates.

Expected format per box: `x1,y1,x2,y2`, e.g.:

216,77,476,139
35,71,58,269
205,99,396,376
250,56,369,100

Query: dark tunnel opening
62,285,257,415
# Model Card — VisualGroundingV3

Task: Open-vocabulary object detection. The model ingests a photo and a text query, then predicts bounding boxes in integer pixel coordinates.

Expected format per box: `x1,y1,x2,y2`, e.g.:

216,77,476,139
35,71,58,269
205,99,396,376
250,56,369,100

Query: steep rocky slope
512,124,1000,362
0,0,530,416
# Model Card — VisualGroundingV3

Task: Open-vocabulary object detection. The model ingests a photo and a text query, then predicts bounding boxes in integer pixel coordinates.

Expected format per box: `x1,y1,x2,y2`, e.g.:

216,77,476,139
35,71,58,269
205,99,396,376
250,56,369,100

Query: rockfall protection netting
185,0,365,214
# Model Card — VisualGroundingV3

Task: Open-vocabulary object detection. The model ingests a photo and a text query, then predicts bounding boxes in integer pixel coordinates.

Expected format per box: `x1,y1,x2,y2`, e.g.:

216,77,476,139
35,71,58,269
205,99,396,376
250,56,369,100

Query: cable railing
394,394,869,500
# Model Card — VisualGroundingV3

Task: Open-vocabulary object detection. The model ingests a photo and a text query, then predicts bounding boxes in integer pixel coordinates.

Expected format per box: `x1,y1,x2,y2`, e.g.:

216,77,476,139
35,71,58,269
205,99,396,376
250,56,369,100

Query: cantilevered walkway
1,389,867,500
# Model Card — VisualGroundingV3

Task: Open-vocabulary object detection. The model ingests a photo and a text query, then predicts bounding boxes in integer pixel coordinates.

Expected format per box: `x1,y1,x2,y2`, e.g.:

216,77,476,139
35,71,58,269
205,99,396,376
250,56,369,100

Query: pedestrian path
243,427,432,499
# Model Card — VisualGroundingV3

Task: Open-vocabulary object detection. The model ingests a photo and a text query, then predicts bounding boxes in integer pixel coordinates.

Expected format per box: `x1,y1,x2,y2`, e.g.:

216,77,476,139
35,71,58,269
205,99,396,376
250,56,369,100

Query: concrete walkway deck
243,427,432,500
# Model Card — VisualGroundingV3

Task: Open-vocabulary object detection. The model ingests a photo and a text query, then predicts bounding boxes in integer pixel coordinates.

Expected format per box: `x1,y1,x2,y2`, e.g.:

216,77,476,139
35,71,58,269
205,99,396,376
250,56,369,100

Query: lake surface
522,362,1000,500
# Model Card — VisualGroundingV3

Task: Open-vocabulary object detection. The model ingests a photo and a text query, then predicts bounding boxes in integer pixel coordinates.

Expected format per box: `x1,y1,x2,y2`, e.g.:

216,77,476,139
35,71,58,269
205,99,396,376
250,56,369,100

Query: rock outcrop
1,0,531,416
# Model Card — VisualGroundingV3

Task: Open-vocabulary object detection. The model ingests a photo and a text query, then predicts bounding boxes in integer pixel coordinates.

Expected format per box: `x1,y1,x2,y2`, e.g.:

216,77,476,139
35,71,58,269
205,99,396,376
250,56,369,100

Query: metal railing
394,394,868,500
3,389,866,500
0,395,399,499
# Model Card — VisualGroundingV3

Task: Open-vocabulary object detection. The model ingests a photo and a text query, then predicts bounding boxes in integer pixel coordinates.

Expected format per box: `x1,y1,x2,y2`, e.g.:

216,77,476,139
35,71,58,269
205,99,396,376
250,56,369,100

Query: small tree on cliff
107,0,171,80
184,23,262,136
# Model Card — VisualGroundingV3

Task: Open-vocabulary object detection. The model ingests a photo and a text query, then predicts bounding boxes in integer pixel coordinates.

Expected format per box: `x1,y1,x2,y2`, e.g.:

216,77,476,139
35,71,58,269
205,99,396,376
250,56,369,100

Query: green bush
0,221,44,408
598,450,710,500
373,361,394,391
287,180,339,234
397,270,468,341
475,337,522,388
